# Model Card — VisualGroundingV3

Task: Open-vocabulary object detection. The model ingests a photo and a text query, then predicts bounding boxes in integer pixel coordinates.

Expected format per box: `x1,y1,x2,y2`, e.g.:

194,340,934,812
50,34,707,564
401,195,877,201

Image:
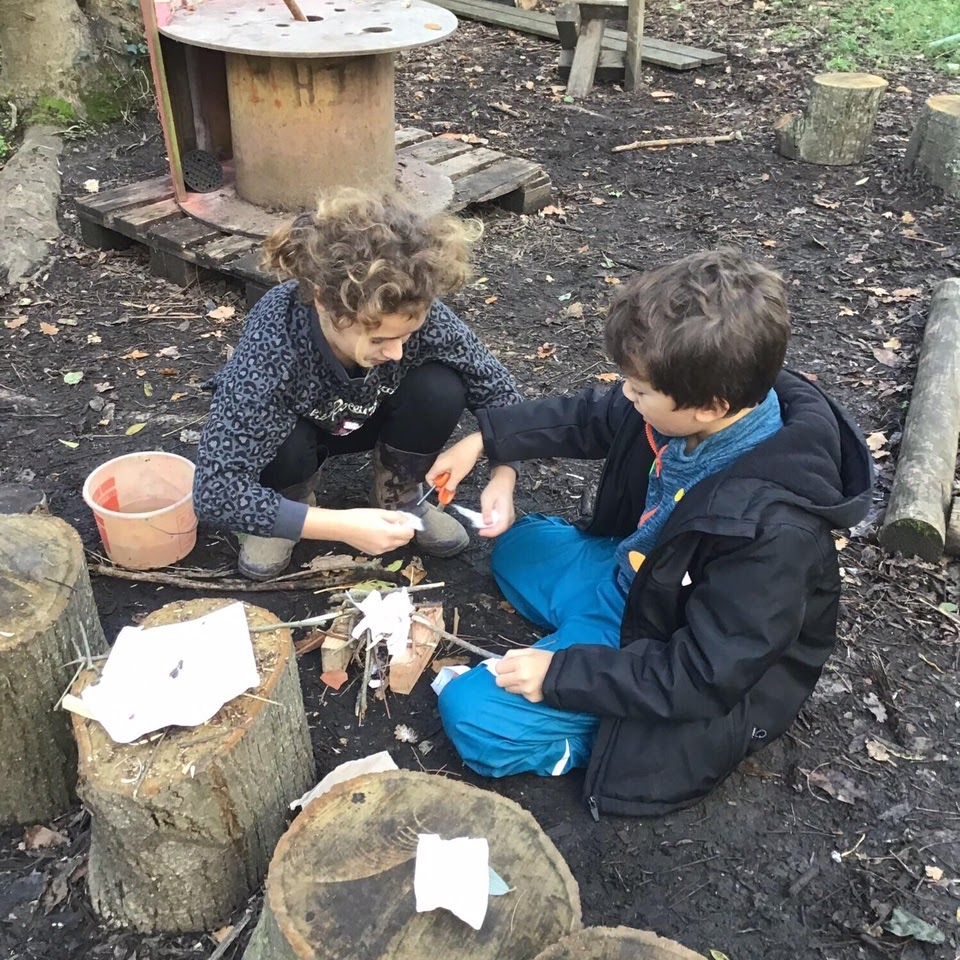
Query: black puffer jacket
477,371,873,818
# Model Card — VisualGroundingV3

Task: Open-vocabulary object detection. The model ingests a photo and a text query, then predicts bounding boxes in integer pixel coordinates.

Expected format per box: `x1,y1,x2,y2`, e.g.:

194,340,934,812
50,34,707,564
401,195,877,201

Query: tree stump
243,770,582,960
905,95,960,199
73,598,317,933
880,279,960,561
533,926,703,960
944,497,960,558
0,514,107,825
774,72,888,165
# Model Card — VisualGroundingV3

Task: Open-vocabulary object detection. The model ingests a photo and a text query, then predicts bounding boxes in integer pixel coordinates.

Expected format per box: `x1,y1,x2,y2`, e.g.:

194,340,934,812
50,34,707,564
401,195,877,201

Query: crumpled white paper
351,589,414,657
396,511,425,531
291,750,399,811
78,601,259,744
415,834,490,930
450,505,500,529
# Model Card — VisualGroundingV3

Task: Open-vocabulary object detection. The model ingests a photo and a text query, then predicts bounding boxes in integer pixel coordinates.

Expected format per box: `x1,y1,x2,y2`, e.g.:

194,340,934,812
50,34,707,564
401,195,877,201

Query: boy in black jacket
428,250,873,818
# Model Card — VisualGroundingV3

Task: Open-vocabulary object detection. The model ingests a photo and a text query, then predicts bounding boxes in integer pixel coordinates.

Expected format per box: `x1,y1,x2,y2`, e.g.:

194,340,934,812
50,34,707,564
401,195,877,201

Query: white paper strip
415,834,490,930
291,751,399,811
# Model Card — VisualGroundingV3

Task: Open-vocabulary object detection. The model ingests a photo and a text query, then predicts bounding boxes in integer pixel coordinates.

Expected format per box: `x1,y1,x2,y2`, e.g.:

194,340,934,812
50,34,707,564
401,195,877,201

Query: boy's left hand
495,648,554,703
479,465,516,538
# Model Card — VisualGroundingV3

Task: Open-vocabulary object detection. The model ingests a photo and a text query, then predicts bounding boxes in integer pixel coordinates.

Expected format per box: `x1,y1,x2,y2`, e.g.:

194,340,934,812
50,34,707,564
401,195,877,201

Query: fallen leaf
143,382,154,397
709,951,731,960
170,392,188,401
890,287,921,301
894,85,912,94
872,347,898,367
120,349,148,360
882,337,901,350
539,204,566,218
924,865,944,882
834,536,849,551
884,906,944,945
383,559,403,573
866,739,892,762
838,306,855,316
799,371,819,382
865,432,887,451
649,90,675,99
813,195,840,209
63,371,84,385
498,600,516,614
604,276,621,285
319,669,349,691
863,692,888,723
86,333,102,344
158,367,178,376
760,239,777,248
211,926,234,944
901,211,916,224
156,345,181,359
401,556,427,586
22,825,68,851
737,756,780,779
179,429,201,444
938,601,958,614
206,305,236,322
802,767,866,804
40,322,59,336
484,295,498,305
94,382,114,393
562,301,583,319
125,422,147,436
596,372,620,382
536,342,556,359
58,440,79,449
4,316,27,329
590,197,606,206
82,179,100,193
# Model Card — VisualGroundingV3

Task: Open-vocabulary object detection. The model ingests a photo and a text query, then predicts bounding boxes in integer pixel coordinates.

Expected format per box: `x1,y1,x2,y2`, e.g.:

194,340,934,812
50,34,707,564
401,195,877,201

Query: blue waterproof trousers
438,514,627,777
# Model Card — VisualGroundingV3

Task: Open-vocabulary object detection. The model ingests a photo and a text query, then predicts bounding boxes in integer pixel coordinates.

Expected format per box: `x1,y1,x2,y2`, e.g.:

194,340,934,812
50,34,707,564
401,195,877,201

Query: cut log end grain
532,925,704,960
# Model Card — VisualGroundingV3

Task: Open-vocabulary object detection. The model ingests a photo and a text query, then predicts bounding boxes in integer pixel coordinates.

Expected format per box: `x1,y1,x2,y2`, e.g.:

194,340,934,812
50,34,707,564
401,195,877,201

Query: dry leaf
760,239,777,248
22,825,68,850
319,669,349,691
562,301,583,319
87,333,102,344
207,305,236,322
590,197,606,206
94,382,113,393
596,371,620,382
125,422,147,436
498,600,516,614
802,767,866,804
158,367,178,376
872,347,898,367
865,432,887,451
866,739,892,763
401,556,426,586
649,90,675,99
4,316,27,329
834,536,849,551
83,179,100,193
813,195,840,210
170,392,188,401
59,440,79,449
799,371,819,382
604,276,622,285
536,342,556,359
882,337,901,350
838,306,856,317
211,926,233,943
484,295,498,305
157,345,181,359
890,287,921,301
40,322,59,336
901,211,916,224
394,723,420,742
121,348,148,360
924,865,944,882
539,204,566,218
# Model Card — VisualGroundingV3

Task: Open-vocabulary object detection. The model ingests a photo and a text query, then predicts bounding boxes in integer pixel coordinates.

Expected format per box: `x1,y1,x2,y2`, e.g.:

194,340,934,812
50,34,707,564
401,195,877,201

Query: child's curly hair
263,189,480,329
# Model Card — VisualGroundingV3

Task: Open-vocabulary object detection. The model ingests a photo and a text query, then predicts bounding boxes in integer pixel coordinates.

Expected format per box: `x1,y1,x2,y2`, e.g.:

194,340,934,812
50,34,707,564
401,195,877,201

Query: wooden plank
624,0,645,91
566,18,606,98
195,233,259,266
432,146,505,180
398,136,475,164
578,1,628,22
147,216,222,254
227,249,276,285
110,199,183,233
555,5,580,49
558,47,624,83
76,175,175,221
453,156,545,208
497,170,553,215
395,127,433,149
388,605,442,696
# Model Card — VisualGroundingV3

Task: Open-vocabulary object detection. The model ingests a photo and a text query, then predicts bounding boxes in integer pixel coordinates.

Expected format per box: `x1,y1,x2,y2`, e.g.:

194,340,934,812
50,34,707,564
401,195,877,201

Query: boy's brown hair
604,249,791,413
263,188,480,329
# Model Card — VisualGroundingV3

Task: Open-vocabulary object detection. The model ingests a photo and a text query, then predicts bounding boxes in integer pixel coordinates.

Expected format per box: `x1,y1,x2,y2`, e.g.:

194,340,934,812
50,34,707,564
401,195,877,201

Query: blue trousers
439,515,626,778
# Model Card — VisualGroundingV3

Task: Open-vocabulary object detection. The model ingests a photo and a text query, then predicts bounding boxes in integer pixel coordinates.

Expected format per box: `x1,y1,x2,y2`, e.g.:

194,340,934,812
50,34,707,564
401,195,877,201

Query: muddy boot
238,474,320,581
371,442,469,558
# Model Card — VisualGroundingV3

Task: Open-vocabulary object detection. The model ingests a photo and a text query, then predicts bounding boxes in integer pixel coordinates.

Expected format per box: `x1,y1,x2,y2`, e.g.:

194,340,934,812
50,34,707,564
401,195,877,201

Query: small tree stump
880,279,960,560
533,926,703,960
0,514,107,825
73,598,317,933
243,770,582,960
774,72,888,165
905,95,960,199
944,497,960,558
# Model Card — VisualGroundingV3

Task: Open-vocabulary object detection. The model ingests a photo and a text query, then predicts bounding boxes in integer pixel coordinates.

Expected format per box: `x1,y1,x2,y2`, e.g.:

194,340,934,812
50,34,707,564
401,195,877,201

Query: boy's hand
494,648,554,703
332,508,416,555
479,465,516,538
426,432,485,497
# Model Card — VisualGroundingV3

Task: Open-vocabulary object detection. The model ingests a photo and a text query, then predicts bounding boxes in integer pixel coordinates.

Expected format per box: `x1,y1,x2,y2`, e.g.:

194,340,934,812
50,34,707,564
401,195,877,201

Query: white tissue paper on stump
414,834,490,930
78,601,260,743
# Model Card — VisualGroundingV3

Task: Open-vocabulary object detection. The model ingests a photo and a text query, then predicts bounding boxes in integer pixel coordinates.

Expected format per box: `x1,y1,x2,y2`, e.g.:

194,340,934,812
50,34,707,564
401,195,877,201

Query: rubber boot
371,442,469,558
238,472,320,581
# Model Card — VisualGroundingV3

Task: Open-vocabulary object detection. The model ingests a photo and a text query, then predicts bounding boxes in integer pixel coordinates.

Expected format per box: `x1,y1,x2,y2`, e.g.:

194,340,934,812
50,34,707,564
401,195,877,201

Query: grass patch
769,0,960,71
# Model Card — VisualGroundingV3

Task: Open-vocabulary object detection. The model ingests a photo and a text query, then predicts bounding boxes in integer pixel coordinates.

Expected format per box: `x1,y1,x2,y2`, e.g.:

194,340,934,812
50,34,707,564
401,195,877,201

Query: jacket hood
673,370,874,533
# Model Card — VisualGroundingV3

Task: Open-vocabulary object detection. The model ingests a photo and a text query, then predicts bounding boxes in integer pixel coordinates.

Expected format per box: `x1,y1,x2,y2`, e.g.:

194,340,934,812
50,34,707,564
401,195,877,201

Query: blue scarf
616,389,783,590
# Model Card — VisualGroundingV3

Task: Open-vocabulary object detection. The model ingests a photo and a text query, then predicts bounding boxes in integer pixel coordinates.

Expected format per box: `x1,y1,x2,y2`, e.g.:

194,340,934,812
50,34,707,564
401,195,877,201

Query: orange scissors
416,471,455,507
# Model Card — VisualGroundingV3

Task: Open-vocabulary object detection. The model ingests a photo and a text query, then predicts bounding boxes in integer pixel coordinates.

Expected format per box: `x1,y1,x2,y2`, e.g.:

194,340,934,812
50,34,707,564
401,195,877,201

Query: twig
929,32,960,48
208,912,252,960
489,101,524,118
613,130,743,153
281,0,308,19
411,615,498,660
356,629,374,723
249,612,341,633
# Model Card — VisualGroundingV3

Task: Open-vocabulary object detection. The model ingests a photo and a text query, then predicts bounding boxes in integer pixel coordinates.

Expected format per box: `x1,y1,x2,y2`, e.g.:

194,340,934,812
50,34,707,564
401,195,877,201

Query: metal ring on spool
182,150,225,193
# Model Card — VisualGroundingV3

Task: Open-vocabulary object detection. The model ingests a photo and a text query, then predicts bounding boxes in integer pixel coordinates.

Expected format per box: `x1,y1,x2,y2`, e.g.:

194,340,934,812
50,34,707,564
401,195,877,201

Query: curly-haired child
192,189,521,580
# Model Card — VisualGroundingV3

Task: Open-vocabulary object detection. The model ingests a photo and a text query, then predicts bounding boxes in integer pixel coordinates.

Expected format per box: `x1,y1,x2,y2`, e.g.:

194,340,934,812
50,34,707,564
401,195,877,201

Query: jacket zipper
588,796,600,821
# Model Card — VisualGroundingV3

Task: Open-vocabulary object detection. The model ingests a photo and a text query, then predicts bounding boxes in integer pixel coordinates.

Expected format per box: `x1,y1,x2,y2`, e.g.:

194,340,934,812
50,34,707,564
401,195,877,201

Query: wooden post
0,515,108,825
566,18,606,99
533,926,703,960
774,72,888,165
879,279,960,561
905,95,960,200
623,0,644,92
74,598,317,933
243,770,582,960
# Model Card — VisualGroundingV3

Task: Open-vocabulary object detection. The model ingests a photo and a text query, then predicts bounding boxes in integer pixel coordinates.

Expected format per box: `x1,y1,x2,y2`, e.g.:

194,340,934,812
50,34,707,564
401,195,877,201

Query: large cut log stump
905,95,960,199
73,598,317,933
774,72,888,165
243,770,582,960
534,926,704,960
0,514,107,825
880,279,960,561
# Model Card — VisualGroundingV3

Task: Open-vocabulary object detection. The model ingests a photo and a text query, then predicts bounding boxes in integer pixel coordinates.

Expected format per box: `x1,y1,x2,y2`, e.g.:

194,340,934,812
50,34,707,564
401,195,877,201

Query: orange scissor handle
434,471,455,505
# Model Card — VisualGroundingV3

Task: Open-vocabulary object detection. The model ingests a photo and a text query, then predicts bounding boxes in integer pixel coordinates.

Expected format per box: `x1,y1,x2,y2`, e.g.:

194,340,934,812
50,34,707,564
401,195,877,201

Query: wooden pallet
75,127,552,302
430,0,726,71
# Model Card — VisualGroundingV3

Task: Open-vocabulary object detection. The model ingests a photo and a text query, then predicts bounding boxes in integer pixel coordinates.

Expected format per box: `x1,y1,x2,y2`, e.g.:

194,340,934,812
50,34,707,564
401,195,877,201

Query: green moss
29,97,78,124
82,89,125,124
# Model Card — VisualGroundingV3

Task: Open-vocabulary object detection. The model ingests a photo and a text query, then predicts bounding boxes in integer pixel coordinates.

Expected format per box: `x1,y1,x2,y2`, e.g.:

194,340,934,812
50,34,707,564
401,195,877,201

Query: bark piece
533,925,703,959
387,604,442,695
243,770,582,960
774,72,888,165
880,279,960,560
905,95,960,199
0,514,107,825
73,598,317,933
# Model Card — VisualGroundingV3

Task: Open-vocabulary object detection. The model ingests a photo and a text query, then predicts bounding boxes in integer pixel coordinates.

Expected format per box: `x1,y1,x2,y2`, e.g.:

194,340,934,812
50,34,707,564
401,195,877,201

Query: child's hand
333,508,416,555
426,432,485,497
479,465,516,538
494,648,554,702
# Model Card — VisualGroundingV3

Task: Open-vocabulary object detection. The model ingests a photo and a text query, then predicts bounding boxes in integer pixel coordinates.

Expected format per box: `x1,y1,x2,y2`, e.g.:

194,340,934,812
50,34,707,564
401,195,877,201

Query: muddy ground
2,4,960,959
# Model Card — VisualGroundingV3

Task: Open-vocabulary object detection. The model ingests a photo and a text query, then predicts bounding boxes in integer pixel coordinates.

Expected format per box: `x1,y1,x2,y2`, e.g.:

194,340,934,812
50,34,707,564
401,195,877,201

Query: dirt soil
3,5,960,959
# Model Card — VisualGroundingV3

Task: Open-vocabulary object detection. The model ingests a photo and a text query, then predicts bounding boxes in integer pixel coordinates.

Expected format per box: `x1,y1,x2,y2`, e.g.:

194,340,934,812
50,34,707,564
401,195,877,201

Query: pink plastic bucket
82,451,198,570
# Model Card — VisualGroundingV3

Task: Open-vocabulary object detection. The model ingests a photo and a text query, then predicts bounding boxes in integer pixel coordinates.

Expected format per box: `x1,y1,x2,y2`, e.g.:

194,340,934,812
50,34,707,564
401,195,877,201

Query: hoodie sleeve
541,522,829,721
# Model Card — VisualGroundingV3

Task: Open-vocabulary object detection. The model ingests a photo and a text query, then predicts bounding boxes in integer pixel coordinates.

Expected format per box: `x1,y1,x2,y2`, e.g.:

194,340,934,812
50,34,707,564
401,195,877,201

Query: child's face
322,306,427,368
621,374,728,438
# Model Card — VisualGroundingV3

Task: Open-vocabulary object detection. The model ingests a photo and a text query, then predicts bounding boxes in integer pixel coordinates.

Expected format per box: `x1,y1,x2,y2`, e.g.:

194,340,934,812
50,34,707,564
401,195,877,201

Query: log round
905,94,960,199
774,72,888,165
73,598,317,933
879,279,960,560
533,926,704,960
243,770,582,960
0,514,107,825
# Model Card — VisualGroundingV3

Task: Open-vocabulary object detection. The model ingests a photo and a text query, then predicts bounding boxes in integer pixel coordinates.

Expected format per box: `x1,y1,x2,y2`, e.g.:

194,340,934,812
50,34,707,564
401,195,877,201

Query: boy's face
621,374,728,438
